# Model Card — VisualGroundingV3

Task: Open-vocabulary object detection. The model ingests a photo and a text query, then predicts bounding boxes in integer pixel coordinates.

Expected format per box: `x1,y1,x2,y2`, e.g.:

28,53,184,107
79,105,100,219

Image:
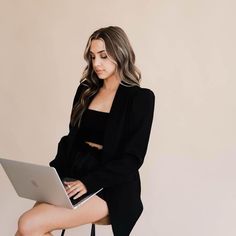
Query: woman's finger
67,185,85,197
63,180,87,197
64,181,76,187
68,190,80,198
73,189,87,199
67,185,81,196
65,184,74,193
64,180,82,187
64,181,78,190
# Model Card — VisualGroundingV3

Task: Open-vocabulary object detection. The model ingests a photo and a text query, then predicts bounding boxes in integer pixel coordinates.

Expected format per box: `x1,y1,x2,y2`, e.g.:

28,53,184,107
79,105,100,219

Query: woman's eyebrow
89,50,106,54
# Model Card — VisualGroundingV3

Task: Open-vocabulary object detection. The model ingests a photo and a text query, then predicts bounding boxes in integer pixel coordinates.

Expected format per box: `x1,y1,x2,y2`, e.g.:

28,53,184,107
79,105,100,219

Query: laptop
0,158,102,209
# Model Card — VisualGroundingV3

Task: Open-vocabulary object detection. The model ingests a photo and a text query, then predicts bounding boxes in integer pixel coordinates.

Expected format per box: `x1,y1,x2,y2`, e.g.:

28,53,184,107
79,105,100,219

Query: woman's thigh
19,195,109,233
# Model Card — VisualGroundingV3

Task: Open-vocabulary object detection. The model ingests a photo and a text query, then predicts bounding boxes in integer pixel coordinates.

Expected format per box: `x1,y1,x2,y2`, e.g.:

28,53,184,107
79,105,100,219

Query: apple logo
31,180,39,188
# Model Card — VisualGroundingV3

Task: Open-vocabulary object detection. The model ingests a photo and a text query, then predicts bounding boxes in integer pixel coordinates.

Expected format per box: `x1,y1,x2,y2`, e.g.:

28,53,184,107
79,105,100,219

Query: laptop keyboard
70,192,92,206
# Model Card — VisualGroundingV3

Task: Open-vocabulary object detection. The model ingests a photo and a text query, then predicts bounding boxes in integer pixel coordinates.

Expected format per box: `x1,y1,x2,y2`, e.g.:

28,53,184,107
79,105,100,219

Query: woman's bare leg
15,231,52,236
16,196,109,236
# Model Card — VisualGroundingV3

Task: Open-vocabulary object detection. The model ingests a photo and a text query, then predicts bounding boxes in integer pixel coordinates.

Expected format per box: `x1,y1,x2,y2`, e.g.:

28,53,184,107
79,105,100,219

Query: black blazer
50,82,155,236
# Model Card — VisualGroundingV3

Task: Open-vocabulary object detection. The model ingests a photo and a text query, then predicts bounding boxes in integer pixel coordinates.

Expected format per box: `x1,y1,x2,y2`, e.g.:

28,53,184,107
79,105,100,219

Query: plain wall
0,0,236,235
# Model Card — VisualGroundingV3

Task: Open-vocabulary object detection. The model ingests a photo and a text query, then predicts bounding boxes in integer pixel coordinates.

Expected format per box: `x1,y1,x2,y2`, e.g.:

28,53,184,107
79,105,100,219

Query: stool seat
61,215,110,236
93,215,110,225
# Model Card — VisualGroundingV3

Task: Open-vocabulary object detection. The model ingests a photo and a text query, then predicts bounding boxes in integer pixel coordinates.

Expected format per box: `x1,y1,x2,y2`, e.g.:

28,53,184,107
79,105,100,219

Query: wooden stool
61,215,110,236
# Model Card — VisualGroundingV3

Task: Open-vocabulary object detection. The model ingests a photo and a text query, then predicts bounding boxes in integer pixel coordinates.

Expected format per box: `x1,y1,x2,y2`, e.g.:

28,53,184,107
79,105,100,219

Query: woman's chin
97,76,106,80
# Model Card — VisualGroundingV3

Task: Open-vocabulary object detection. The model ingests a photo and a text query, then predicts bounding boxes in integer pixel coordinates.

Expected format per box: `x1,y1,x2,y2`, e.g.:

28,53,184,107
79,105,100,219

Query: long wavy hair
70,26,141,128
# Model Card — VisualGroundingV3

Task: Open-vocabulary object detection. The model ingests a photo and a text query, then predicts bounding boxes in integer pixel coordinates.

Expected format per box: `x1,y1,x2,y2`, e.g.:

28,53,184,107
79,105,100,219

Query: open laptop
0,158,102,209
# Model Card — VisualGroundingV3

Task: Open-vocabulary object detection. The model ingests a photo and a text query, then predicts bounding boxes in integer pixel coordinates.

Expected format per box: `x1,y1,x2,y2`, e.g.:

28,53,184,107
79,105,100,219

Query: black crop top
78,108,109,145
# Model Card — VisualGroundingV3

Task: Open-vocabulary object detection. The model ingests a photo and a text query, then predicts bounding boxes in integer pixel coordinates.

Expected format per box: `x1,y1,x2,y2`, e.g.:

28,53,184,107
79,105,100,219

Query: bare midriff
85,141,103,150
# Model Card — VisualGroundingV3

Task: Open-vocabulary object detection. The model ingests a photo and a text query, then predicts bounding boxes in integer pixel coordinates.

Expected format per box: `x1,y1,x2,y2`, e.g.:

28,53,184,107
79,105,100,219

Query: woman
16,26,155,236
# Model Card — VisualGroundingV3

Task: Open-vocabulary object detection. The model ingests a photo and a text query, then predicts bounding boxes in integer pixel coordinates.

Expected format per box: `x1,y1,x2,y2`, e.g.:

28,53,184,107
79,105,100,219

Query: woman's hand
64,180,87,199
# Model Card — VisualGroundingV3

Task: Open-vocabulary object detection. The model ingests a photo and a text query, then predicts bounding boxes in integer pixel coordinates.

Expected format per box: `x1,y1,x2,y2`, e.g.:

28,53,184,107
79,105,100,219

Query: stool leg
61,229,65,236
90,224,95,236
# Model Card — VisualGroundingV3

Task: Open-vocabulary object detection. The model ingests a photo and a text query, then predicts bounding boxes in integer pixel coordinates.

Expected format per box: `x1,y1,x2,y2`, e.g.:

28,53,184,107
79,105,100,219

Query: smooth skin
15,39,121,236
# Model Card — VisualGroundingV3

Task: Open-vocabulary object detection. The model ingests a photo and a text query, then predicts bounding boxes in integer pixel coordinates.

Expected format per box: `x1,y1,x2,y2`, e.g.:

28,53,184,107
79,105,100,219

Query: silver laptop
0,158,102,209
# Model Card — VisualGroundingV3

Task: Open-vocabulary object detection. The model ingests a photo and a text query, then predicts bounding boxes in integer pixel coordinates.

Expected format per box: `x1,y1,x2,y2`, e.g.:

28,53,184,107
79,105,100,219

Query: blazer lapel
103,84,130,157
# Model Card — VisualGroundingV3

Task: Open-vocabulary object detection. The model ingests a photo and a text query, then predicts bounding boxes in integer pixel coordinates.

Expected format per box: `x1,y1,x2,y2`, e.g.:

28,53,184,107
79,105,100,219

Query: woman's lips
96,70,104,74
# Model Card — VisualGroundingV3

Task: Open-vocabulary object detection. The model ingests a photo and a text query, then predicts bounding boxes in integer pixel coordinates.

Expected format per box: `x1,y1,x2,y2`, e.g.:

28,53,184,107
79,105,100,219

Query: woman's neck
102,76,120,91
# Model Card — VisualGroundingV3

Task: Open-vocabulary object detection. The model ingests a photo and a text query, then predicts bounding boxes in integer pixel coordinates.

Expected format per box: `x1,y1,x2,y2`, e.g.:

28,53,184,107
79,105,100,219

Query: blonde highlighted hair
70,26,141,127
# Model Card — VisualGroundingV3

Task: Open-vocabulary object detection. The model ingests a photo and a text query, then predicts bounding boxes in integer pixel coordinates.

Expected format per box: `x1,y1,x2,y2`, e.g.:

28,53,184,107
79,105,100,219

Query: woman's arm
49,83,86,177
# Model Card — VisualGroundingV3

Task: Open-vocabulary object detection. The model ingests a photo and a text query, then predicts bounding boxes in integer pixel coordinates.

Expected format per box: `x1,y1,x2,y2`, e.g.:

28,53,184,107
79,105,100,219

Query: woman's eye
101,55,107,59
90,54,107,60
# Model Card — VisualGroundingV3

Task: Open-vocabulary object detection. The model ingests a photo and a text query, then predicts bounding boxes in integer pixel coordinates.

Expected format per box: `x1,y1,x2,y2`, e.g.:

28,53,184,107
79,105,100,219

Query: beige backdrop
1,0,236,235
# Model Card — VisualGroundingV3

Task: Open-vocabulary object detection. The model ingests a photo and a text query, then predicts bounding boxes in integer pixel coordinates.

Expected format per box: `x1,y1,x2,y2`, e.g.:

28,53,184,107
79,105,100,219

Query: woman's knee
17,211,43,235
17,212,33,235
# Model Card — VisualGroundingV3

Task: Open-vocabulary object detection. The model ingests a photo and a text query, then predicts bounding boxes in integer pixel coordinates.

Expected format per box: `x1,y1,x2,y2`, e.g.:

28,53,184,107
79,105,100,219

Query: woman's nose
93,57,101,67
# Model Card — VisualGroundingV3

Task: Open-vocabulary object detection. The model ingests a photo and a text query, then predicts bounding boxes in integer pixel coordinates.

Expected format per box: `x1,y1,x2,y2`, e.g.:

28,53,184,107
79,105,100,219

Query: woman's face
89,39,117,80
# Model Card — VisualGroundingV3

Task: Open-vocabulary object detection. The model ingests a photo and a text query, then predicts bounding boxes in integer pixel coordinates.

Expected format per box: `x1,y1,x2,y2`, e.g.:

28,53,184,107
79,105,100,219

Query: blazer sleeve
79,88,155,192
49,83,85,177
